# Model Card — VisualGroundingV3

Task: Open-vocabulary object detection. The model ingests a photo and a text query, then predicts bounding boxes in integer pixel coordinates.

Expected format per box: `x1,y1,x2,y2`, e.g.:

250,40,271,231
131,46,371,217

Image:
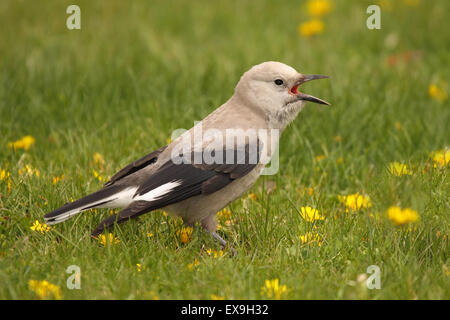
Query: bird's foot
209,231,236,256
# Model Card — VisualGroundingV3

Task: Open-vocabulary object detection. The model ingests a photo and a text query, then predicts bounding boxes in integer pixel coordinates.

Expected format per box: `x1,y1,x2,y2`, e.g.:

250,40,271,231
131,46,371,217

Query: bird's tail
44,185,126,225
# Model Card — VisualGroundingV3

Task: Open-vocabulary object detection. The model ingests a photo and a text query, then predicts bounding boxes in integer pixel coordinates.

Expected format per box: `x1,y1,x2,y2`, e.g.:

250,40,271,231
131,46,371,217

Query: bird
44,61,330,250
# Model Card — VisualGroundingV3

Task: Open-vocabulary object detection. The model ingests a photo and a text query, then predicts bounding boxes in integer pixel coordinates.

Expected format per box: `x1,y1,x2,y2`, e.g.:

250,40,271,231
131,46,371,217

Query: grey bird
44,61,330,249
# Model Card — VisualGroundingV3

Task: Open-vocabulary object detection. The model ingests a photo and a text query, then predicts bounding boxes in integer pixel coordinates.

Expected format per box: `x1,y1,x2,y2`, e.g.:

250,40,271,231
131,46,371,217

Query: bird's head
235,61,330,127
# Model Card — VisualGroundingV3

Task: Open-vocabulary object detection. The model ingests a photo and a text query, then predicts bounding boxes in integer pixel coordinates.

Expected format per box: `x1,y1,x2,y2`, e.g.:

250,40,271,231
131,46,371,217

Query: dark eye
274,79,284,86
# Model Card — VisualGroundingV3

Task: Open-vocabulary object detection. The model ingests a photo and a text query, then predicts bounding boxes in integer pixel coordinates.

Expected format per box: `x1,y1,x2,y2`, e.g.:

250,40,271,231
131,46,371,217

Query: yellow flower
93,170,103,182
18,164,40,177
136,264,142,272
8,135,35,151
307,0,332,17
0,169,10,181
217,208,232,220
387,206,419,226
338,193,372,212
315,154,326,162
30,220,52,234
388,162,412,176
148,232,154,238
206,248,224,258
211,294,225,300
428,84,448,102
431,149,450,168
248,193,258,201
93,152,105,166
98,233,120,246
28,280,61,300
261,278,288,300
176,226,193,244
300,232,323,246
299,206,324,222
187,258,200,271
52,174,64,184
298,19,324,37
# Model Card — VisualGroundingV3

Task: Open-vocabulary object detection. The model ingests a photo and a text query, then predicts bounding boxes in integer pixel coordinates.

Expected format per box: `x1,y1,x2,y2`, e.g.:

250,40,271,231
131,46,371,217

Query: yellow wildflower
98,233,120,246
307,0,332,17
93,152,105,166
187,258,200,271
18,164,40,177
206,248,224,258
428,84,448,102
387,206,419,226
248,193,258,201
388,162,412,176
431,149,450,168
30,220,52,234
299,206,324,222
0,169,10,181
300,232,323,246
52,174,64,184
217,208,232,220
338,193,372,212
261,278,288,300
315,154,326,162
93,170,103,182
28,280,62,300
148,232,154,238
298,19,324,37
136,264,142,272
211,294,225,300
336,157,343,164
8,135,35,151
176,226,193,244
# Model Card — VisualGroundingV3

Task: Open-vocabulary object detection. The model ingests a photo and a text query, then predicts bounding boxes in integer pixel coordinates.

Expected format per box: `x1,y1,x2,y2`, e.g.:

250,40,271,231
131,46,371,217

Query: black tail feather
44,185,124,224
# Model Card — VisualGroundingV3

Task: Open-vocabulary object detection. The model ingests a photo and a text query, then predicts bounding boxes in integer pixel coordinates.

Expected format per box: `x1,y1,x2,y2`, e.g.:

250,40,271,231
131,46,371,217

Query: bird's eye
274,79,284,86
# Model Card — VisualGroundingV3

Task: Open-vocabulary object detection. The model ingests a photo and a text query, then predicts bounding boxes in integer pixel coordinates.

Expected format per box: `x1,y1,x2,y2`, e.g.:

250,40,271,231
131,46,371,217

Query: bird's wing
91,139,262,236
103,146,167,187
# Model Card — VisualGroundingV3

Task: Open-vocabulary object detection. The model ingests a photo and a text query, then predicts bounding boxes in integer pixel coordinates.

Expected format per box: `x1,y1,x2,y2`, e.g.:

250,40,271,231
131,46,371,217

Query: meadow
0,0,448,299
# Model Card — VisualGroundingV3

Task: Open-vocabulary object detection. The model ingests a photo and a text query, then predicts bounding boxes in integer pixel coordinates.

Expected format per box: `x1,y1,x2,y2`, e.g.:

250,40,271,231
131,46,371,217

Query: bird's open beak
290,74,330,106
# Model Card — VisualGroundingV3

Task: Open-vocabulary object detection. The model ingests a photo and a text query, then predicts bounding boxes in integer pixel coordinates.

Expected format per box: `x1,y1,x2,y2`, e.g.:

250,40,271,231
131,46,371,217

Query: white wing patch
133,180,182,202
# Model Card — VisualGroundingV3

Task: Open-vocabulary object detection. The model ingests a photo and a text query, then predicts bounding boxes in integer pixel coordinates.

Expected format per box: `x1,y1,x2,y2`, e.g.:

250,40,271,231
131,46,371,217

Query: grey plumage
44,61,330,248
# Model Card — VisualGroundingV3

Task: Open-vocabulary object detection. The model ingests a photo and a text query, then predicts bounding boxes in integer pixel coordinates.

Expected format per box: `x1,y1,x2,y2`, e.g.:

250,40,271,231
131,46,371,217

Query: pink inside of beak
290,84,300,95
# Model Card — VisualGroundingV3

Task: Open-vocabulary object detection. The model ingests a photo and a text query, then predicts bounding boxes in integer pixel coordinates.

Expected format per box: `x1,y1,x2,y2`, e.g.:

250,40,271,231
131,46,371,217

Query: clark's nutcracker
44,61,330,249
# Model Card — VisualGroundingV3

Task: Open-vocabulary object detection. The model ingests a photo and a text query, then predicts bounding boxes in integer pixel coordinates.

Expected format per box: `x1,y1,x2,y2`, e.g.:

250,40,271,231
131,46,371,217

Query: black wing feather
104,146,167,187
92,140,262,235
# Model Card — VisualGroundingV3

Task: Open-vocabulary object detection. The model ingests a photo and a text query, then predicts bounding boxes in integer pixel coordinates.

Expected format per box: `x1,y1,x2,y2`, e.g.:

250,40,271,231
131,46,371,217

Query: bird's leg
201,214,236,256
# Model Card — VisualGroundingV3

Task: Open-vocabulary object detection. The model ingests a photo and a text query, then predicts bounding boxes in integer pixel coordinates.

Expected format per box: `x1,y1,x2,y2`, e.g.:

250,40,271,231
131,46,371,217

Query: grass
0,0,449,299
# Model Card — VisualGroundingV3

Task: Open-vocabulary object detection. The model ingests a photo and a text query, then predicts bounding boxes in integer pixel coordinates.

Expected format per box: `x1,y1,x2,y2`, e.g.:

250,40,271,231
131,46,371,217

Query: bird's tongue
290,84,300,94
